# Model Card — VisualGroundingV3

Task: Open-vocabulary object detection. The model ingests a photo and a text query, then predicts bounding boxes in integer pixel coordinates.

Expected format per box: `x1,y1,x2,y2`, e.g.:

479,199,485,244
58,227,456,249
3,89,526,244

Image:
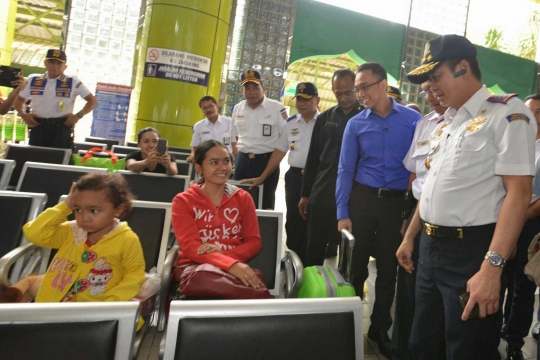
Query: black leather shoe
533,321,540,340
500,323,508,339
367,326,392,359
507,345,524,360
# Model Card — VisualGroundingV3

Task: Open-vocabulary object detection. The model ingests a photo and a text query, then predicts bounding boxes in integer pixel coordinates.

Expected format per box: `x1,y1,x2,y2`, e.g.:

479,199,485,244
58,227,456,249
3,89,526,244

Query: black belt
35,117,67,126
355,183,406,198
421,220,496,240
239,152,272,160
289,167,304,175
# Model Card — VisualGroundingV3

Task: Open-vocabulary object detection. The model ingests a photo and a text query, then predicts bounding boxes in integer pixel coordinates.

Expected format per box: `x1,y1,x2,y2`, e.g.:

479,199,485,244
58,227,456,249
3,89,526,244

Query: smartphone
0,65,22,88
458,292,479,320
156,139,168,156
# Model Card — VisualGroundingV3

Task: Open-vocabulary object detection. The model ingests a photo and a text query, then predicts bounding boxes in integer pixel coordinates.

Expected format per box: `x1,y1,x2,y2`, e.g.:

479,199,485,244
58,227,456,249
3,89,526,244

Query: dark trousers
391,212,421,360
303,204,340,266
349,184,403,332
504,218,540,349
234,152,279,210
284,168,307,259
29,122,73,149
409,230,502,360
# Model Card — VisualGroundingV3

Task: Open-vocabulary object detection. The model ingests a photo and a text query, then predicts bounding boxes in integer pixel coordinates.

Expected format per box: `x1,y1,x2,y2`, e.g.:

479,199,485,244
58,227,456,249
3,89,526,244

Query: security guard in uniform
405,34,536,359
393,80,448,359
240,82,320,258
15,49,97,149
231,70,287,210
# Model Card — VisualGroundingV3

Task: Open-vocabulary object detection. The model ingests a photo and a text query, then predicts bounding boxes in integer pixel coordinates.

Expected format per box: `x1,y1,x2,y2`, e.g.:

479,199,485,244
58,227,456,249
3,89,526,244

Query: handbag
72,147,125,172
177,263,271,299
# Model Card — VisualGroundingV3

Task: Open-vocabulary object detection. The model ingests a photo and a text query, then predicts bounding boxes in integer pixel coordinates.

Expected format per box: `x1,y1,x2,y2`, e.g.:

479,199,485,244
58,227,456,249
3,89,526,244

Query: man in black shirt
300,69,364,266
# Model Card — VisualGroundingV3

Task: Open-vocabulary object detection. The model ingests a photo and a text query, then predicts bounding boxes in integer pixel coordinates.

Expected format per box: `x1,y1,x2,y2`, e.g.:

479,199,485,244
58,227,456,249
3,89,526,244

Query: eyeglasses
420,90,437,98
354,79,384,93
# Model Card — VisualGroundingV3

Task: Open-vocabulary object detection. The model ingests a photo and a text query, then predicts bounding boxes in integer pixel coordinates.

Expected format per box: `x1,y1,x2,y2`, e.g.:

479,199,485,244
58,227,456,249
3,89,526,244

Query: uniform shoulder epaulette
287,114,298,122
486,93,519,104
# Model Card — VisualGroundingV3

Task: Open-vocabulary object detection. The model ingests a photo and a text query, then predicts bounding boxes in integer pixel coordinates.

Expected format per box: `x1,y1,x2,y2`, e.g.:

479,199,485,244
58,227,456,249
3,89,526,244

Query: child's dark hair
194,140,233,184
137,127,161,142
76,172,134,218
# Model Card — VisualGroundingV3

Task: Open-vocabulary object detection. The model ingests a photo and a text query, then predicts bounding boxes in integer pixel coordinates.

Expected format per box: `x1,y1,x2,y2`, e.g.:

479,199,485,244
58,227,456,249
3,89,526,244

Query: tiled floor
137,169,540,360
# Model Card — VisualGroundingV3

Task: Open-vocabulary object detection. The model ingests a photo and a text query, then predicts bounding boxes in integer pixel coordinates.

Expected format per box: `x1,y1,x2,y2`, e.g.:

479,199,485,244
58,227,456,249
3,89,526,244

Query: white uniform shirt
276,111,320,168
230,96,287,154
403,110,441,200
420,86,536,226
20,73,91,118
190,115,233,153
531,140,540,202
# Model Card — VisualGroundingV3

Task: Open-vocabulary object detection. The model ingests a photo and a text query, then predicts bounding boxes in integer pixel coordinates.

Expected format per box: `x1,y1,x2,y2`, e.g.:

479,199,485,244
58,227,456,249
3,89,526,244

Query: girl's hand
197,243,223,255
228,262,263,288
159,154,171,168
64,182,77,210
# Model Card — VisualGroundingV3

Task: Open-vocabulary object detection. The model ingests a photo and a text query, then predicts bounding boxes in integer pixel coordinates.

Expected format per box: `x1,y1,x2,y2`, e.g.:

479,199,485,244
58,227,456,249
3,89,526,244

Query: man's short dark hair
525,94,540,102
357,62,387,81
199,96,217,108
445,57,482,81
332,69,356,83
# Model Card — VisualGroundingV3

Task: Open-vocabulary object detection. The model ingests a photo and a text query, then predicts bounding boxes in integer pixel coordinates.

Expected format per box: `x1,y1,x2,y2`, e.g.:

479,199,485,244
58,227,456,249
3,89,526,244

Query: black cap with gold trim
407,34,476,84
45,49,67,63
240,70,262,86
294,82,318,99
387,86,402,101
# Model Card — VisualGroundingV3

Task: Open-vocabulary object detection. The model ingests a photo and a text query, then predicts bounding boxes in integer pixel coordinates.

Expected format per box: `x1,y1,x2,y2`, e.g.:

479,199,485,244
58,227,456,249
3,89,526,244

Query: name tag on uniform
223,137,230,145
325,122,338,127
417,140,429,147
263,124,271,136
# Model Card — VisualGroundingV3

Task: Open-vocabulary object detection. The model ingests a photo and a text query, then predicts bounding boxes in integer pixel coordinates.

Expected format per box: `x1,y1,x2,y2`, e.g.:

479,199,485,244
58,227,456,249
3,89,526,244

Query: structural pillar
128,0,233,146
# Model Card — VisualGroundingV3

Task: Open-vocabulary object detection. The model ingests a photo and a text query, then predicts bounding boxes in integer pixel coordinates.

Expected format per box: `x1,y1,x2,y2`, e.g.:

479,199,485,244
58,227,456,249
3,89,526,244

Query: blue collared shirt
336,99,421,219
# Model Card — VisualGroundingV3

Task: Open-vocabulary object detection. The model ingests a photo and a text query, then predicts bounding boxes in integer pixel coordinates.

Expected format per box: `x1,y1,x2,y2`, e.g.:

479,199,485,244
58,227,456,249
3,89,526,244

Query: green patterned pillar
128,0,233,146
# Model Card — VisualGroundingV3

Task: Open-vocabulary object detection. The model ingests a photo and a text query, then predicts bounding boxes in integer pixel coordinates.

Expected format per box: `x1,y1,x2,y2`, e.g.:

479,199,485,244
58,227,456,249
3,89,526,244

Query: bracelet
76,111,84,119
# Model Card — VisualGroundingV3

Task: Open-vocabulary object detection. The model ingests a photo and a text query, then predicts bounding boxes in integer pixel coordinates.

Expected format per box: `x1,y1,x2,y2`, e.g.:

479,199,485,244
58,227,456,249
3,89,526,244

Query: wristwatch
76,111,84,119
484,251,506,268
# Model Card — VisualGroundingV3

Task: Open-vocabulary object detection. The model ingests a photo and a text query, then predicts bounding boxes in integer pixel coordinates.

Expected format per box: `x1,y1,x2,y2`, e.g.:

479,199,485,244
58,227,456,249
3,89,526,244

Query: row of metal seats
0,297,363,360
0,190,305,358
78,136,191,154
1,143,194,189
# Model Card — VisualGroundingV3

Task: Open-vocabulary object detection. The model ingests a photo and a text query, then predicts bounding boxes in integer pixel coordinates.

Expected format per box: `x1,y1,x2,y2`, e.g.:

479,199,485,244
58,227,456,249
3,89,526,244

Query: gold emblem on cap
53,50,61,58
299,83,306,92
245,70,255,80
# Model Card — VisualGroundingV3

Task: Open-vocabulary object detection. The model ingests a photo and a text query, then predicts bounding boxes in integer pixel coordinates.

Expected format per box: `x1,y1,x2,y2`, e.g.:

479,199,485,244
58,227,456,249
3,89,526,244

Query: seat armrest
282,249,303,298
0,244,39,287
158,245,179,331
338,229,355,283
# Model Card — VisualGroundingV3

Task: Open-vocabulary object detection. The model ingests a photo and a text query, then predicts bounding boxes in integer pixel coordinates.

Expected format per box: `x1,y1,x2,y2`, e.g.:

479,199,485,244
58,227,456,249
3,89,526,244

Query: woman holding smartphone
126,127,178,175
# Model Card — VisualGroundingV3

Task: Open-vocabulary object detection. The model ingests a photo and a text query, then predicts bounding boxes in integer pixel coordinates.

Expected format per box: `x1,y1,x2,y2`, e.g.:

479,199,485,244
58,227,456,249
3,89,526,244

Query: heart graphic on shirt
224,208,239,223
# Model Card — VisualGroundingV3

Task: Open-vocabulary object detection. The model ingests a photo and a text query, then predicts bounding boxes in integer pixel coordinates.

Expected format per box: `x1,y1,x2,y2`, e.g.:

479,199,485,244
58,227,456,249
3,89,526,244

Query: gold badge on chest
465,109,487,132
290,141,296,151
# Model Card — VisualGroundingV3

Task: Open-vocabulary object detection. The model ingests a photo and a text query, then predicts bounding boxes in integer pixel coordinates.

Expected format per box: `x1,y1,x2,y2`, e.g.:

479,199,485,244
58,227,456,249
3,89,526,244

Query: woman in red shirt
172,140,269,298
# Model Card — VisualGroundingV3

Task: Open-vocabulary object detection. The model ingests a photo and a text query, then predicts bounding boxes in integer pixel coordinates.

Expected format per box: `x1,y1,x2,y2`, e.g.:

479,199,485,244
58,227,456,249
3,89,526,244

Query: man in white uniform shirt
231,70,287,209
187,95,233,163
15,49,97,149
241,82,320,258
500,93,540,360
405,34,536,359
392,80,448,359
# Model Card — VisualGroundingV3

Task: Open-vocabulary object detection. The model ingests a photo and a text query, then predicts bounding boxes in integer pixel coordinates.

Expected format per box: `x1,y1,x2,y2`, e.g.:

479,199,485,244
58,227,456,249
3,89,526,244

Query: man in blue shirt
336,62,420,359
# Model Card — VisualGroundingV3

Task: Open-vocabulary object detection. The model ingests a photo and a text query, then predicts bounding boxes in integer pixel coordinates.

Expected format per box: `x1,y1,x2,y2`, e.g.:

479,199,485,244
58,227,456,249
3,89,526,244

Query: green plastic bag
72,147,125,172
